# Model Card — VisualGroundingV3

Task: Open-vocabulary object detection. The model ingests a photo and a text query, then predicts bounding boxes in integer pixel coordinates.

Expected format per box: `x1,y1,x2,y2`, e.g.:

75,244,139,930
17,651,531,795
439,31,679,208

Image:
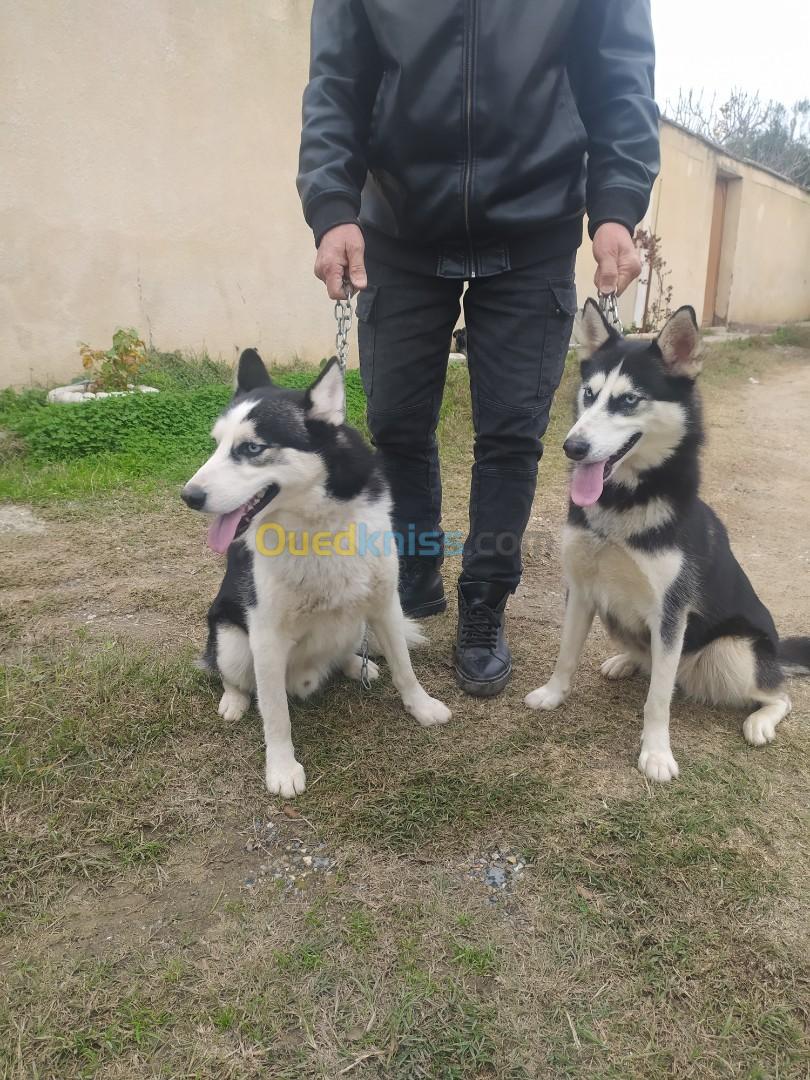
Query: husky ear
579,298,617,355
305,357,345,425
655,307,702,379
236,348,272,392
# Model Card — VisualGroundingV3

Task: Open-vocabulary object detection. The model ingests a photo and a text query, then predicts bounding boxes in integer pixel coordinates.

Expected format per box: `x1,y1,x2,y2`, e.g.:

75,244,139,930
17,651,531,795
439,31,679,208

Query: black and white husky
526,301,809,781
182,351,450,798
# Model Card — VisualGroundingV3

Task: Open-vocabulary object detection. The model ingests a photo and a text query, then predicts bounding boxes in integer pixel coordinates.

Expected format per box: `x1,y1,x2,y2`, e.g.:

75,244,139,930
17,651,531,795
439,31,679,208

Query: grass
0,352,368,504
1,338,810,1077
773,324,810,349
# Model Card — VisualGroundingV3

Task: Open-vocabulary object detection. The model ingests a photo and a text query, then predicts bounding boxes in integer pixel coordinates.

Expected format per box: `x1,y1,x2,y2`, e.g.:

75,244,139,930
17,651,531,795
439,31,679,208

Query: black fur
568,329,802,686
778,637,810,674
203,542,257,670
237,348,273,392
202,352,388,666
232,352,386,503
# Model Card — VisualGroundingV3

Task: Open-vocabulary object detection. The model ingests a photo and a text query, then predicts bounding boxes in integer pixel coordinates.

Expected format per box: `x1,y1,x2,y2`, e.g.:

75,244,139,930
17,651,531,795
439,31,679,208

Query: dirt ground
2,340,809,1079
3,344,809,654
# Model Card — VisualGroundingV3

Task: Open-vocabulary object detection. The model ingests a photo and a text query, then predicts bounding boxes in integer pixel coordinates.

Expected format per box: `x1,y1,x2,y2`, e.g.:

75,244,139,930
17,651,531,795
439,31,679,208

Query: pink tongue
207,506,246,554
570,461,607,507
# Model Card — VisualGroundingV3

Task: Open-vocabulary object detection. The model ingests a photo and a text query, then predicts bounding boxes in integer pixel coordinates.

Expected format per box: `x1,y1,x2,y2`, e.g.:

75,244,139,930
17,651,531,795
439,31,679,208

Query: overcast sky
652,0,809,112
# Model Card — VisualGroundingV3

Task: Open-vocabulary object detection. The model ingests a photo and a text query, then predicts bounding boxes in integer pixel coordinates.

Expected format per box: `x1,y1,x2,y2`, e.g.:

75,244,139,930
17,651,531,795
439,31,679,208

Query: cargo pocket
538,280,578,402
355,286,378,399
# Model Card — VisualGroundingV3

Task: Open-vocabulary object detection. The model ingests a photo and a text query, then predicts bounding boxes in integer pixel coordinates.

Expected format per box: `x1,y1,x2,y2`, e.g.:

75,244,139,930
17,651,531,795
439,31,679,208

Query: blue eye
241,441,264,456
582,386,595,405
620,393,640,408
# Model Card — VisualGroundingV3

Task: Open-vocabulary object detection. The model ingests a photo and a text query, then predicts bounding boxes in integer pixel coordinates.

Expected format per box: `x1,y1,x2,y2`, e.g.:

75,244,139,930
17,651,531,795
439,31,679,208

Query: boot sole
403,595,448,620
454,661,512,698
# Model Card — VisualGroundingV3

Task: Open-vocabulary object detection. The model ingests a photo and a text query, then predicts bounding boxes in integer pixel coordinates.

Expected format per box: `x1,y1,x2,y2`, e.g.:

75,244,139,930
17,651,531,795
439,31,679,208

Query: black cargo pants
356,251,577,592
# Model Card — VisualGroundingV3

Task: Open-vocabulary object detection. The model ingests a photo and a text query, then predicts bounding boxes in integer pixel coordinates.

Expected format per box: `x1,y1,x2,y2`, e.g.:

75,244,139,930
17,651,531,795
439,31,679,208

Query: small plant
79,328,148,392
634,229,674,332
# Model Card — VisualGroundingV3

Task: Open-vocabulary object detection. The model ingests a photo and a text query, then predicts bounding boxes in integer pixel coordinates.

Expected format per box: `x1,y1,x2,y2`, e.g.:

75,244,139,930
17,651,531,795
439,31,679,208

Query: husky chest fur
182,351,451,798
526,301,809,782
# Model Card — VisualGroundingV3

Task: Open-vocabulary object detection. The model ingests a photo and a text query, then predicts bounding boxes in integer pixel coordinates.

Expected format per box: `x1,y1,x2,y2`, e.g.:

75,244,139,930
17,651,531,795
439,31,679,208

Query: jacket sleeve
297,0,383,246
569,0,660,239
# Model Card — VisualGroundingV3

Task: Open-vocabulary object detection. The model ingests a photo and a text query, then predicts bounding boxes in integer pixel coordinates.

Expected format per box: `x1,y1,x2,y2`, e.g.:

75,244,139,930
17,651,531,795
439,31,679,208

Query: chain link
359,629,372,690
597,291,623,335
332,279,371,691
334,279,354,376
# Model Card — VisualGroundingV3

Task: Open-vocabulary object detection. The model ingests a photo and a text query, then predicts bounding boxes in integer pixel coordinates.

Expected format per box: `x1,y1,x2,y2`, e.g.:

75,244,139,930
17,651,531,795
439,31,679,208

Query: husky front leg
248,622,305,797
525,586,595,710
638,618,686,782
369,595,451,727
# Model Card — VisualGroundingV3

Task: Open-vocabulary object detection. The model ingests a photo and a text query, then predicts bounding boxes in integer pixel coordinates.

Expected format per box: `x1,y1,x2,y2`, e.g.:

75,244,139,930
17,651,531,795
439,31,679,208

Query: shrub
79,328,148,392
2,369,368,465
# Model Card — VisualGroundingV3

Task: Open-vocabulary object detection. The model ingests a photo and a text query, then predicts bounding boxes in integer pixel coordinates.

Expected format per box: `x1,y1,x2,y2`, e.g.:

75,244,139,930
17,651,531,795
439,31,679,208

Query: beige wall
1,0,338,388
2,7,809,388
726,166,810,324
577,122,810,330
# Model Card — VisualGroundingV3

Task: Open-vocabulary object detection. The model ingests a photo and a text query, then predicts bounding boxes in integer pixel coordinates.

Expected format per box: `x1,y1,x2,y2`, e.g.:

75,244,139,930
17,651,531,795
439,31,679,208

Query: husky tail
402,616,428,648
195,624,218,676
779,637,810,677
366,616,427,656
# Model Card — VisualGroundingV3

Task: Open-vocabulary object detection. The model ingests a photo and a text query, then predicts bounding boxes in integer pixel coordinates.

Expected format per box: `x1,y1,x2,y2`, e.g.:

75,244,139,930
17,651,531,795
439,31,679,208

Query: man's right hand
314,223,367,299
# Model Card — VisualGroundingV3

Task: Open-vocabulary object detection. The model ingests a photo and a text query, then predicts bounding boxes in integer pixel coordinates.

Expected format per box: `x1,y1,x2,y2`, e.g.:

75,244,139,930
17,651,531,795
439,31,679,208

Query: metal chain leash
597,290,623,335
334,280,354,376
332,279,371,689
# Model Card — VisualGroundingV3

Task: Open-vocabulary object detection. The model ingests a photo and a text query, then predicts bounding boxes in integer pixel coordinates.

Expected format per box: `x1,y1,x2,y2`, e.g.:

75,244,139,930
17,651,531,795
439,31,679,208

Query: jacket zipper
462,0,477,278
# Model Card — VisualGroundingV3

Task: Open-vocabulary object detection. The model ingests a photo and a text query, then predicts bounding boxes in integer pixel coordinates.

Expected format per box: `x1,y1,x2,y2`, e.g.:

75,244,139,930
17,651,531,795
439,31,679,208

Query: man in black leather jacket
298,0,660,698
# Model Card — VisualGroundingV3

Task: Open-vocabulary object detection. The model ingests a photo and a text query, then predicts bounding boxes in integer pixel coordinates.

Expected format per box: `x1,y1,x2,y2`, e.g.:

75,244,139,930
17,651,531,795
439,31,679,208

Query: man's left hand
592,223,641,297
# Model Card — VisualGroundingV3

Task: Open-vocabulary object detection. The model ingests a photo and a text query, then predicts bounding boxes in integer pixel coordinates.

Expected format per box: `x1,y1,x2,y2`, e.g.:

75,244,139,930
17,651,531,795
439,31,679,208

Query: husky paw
265,759,307,798
638,747,679,782
287,669,325,700
743,696,790,746
743,714,778,746
525,683,568,711
341,654,380,683
407,694,451,728
600,653,639,681
218,688,250,722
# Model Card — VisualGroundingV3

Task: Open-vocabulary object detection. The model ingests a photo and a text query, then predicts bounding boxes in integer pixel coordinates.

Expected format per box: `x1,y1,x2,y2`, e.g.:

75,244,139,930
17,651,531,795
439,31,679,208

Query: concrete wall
2,6,809,388
576,122,810,330
1,0,336,388
725,165,810,324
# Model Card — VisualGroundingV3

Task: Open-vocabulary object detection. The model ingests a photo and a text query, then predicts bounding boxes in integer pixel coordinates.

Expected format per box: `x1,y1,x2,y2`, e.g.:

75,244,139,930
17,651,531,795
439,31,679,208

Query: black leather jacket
297,0,660,277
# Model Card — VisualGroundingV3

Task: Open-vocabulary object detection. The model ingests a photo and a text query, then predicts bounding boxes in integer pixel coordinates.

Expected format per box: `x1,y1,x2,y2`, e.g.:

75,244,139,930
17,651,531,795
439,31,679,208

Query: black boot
399,555,447,619
454,580,513,697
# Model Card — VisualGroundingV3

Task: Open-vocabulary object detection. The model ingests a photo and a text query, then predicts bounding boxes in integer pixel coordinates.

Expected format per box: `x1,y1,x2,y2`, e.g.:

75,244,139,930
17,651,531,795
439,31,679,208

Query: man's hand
592,223,641,297
315,223,367,299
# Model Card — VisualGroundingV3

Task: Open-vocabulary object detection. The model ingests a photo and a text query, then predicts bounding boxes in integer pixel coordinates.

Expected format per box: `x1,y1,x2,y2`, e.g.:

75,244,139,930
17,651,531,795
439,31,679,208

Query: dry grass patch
2,341,810,1077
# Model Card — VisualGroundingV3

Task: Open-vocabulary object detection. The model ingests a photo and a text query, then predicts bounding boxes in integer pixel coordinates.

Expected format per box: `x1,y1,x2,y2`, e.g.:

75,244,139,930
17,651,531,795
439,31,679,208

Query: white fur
569,364,689,481
526,521,788,783
579,301,614,354
657,308,703,379
584,497,674,541
307,362,346,425
530,304,783,781
202,442,450,799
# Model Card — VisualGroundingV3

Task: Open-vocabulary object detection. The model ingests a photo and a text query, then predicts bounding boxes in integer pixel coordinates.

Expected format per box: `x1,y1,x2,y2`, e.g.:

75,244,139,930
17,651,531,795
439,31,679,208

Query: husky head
565,300,702,507
181,350,379,553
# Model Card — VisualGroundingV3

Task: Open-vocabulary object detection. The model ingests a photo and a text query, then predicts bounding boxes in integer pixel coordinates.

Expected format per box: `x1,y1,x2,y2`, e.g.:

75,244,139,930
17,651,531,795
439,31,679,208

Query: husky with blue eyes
526,300,809,781
182,350,450,798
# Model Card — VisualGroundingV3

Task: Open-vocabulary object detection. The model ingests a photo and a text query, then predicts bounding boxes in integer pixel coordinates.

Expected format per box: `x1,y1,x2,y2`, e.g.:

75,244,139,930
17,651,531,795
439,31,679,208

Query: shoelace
459,604,501,649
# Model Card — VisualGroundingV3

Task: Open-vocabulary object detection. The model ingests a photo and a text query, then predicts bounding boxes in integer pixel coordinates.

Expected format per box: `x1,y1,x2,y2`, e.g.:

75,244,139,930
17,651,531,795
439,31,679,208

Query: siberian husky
182,350,450,798
526,301,809,781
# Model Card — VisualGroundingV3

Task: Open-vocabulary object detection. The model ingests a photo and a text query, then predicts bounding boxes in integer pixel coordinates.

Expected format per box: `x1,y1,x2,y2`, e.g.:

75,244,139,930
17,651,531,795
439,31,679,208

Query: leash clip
598,291,624,335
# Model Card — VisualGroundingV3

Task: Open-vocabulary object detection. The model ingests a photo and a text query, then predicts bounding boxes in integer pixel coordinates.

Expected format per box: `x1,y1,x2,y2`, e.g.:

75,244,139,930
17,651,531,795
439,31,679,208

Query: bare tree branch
665,89,810,189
